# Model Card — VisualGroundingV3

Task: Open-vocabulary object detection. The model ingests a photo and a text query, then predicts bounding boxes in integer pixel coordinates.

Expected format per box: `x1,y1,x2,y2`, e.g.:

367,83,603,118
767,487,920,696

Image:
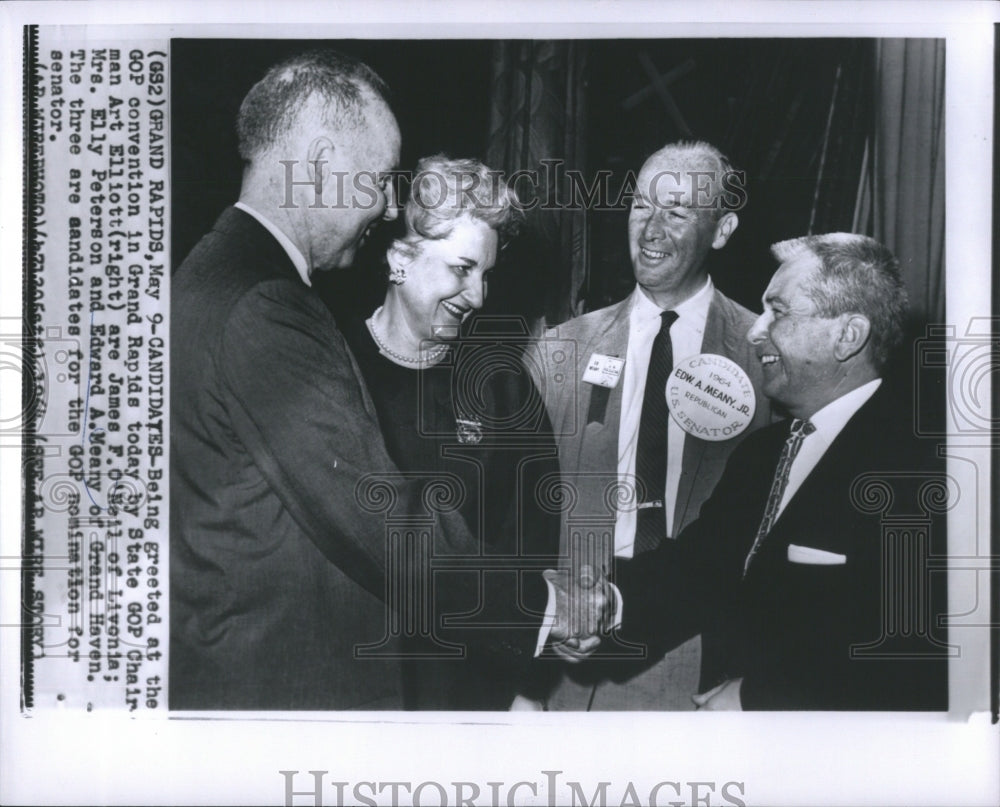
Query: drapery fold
483,39,944,327
486,41,589,329
855,38,946,323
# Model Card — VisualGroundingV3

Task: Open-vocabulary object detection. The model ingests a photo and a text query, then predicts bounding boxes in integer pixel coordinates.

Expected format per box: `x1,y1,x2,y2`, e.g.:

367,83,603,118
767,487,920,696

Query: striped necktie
743,418,816,576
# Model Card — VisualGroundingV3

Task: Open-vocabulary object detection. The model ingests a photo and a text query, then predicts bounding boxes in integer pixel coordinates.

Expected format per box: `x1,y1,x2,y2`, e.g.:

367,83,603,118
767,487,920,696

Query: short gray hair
643,140,740,220
771,233,908,368
237,49,392,162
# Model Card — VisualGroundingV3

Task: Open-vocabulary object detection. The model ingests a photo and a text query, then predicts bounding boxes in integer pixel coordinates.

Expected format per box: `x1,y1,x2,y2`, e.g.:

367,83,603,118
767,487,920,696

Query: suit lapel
568,298,631,499
579,299,630,425
765,389,884,547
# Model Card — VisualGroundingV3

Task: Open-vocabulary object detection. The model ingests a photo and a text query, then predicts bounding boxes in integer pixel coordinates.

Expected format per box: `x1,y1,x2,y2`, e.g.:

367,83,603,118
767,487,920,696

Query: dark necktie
633,309,678,554
743,418,816,576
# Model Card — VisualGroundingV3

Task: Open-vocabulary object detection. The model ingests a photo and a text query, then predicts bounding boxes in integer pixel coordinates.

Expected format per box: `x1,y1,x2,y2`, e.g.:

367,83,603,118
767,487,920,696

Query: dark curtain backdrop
485,41,590,331
806,42,874,235
494,39,943,335
579,39,878,318
171,39,944,335
171,39,495,322
855,38,946,324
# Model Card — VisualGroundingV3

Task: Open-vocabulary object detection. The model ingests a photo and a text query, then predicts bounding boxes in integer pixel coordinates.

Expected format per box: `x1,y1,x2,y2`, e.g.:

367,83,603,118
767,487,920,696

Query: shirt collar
806,378,882,444
630,277,714,329
234,201,312,287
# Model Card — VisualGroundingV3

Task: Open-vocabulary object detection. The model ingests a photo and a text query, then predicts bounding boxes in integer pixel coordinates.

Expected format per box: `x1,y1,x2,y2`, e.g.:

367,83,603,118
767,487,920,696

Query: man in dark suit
528,141,771,710
614,232,949,710
171,50,605,710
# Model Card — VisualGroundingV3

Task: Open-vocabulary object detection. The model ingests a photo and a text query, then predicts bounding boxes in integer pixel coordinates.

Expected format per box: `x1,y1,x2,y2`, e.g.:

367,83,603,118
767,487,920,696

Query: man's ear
711,211,739,250
306,136,334,182
834,313,872,362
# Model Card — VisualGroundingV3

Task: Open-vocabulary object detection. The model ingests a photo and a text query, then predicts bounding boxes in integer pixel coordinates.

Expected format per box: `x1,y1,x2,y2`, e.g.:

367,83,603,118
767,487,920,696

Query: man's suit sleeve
218,280,548,661
613,429,769,660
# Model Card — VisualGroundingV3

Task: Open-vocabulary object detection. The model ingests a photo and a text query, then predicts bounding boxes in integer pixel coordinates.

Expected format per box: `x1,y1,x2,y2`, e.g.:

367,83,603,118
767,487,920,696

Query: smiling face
747,253,850,419
387,216,498,346
628,151,737,306
306,97,401,271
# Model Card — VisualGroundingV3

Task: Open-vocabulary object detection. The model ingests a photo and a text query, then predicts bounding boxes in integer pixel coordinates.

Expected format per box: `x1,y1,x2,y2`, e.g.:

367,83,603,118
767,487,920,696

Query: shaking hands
543,564,617,663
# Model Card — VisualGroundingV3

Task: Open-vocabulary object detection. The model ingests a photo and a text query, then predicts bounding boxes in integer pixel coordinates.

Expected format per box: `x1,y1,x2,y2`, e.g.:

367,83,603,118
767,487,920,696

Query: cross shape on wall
623,52,695,137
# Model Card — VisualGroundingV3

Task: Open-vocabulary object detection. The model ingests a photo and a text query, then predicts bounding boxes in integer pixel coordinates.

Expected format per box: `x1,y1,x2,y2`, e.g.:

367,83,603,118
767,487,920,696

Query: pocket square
787,544,847,565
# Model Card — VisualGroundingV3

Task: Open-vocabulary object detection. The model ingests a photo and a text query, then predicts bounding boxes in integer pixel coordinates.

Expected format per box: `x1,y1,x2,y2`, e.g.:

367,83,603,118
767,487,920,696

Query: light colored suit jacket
526,286,771,709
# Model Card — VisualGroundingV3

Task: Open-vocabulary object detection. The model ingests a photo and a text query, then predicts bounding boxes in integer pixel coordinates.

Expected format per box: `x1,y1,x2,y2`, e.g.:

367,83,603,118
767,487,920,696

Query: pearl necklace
367,306,449,367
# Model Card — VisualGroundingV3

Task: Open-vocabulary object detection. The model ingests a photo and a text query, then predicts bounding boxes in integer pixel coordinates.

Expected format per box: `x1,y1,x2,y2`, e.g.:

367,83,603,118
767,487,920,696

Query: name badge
582,353,625,388
666,353,756,442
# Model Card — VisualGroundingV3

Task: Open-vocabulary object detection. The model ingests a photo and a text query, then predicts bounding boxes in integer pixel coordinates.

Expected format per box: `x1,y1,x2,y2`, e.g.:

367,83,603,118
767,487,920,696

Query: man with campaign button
611,233,948,709
526,140,771,710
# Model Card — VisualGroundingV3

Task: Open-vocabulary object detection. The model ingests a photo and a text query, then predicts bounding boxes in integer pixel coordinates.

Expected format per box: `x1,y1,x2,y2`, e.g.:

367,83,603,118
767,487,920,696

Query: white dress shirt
234,201,312,287
776,378,882,519
615,279,715,557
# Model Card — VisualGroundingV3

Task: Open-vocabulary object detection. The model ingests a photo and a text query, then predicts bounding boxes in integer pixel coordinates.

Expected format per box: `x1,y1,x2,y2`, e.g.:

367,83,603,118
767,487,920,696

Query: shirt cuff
534,576,558,656
609,582,623,629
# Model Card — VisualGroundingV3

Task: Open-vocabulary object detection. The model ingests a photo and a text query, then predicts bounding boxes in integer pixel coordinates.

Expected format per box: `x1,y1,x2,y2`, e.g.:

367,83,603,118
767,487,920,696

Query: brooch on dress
455,417,484,445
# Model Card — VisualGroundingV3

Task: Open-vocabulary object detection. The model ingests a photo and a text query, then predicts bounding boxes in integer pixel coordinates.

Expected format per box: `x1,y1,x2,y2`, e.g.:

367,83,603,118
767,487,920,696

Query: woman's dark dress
343,317,560,709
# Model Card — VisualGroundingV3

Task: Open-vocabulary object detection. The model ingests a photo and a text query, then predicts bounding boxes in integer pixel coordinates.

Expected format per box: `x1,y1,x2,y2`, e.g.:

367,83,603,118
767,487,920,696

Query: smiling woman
382,216,497,347
361,154,522,360
340,155,560,710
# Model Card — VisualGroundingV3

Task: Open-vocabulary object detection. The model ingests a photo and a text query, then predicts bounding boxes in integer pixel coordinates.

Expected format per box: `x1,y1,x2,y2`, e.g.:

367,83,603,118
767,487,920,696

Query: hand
543,564,610,663
692,678,743,711
509,694,546,711
549,633,602,663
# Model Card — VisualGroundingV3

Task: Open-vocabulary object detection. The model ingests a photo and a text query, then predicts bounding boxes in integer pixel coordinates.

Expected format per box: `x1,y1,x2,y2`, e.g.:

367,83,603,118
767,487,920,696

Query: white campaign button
581,353,625,388
666,353,756,441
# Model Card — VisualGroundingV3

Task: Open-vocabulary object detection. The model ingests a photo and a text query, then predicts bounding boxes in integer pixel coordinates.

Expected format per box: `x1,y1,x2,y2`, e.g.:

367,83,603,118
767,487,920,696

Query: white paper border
2,2,997,806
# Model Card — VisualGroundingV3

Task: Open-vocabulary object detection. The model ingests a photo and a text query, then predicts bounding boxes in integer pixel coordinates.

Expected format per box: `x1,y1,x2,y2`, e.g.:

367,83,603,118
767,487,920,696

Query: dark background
171,38,872,324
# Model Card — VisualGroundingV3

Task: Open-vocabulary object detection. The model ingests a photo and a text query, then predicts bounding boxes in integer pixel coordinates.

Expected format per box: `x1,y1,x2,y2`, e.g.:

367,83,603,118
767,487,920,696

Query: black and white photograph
167,35,951,714
2,2,998,805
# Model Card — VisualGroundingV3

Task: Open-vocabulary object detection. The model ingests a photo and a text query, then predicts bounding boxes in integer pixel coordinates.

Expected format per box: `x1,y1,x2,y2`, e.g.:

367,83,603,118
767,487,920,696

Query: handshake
542,564,618,663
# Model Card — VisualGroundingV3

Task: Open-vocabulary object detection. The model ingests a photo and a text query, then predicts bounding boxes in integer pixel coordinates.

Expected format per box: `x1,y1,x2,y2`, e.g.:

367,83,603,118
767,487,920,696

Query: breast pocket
787,544,847,565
